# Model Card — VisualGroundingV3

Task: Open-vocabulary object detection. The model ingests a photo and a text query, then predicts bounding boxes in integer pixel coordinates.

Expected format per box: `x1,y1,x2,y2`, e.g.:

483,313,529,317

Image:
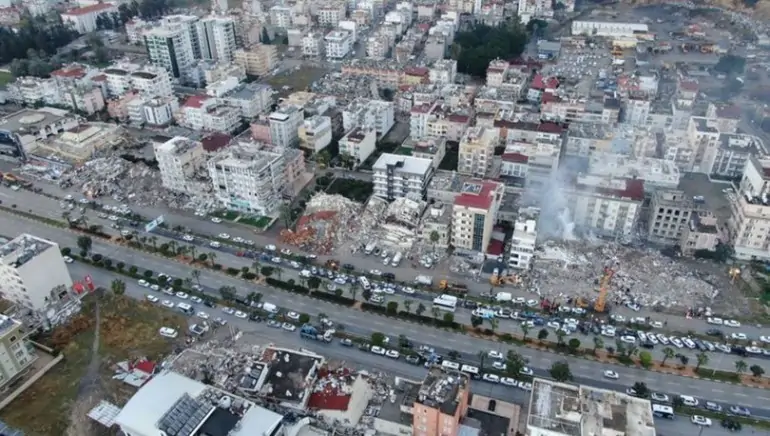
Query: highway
93,263,770,423
0,204,767,373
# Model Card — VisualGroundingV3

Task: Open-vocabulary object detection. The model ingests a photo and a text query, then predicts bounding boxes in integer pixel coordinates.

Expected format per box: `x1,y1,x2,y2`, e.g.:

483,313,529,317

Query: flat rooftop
0,108,70,134
0,234,56,269
373,153,433,176
259,347,322,404
416,367,468,416
156,136,200,156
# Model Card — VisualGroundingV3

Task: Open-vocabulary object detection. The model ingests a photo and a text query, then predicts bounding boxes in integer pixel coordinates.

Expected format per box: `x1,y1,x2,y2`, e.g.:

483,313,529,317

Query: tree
714,54,746,75
505,350,527,378
661,347,675,366
521,323,530,341
735,360,748,375
77,235,92,253
443,312,454,325
567,338,580,353
247,292,262,304
279,203,293,229
555,329,566,346
631,381,649,398
695,352,708,370
549,361,572,382
537,328,549,344
593,337,604,354
416,303,426,317
431,306,441,320
316,150,331,167
111,279,126,296
404,299,413,313
219,286,236,301
429,230,440,252
260,266,274,277
273,266,283,280
371,332,385,346
678,355,689,366
451,21,528,78
750,364,765,378
191,270,201,286
487,317,499,332
638,351,652,368
307,276,321,290
386,301,398,314
62,211,72,224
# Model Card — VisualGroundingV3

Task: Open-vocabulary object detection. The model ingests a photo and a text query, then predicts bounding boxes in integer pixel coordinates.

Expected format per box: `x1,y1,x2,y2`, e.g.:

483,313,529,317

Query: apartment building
62,3,116,33
728,156,770,260
338,127,376,167
201,61,246,84
302,32,325,57
234,45,278,76
366,32,394,60
154,136,206,193
623,96,651,127
410,368,471,436
0,315,36,388
647,189,709,244
458,126,499,178
324,30,353,59
221,83,273,119
706,103,741,134
571,20,648,37
0,234,73,313
509,207,538,270
269,105,304,147
342,98,395,137
541,98,620,124
688,116,722,173
410,102,471,142
317,3,346,26
144,17,197,81
563,122,616,157
372,153,434,200
269,5,292,28
420,203,452,248
566,175,644,238
103,63,174,99
709,133,765,180
298,115,333,153
179,95,241,133
661,129,695,172
588,153,680,190
428,59,457,85
208,143,286,215
402,136,446,169
681,212,720,255
452,180,504,253
196,16,237,63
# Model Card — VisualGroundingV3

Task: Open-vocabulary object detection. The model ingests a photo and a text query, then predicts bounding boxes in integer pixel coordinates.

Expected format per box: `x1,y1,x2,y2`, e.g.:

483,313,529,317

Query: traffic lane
68,262,770,414
3,213,767,372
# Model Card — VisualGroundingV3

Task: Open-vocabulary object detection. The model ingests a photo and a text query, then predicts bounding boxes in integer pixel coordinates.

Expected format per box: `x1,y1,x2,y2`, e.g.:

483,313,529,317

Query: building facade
372,153,434,200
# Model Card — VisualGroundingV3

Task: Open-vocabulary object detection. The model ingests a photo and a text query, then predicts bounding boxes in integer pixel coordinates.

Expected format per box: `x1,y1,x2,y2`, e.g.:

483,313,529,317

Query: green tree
316,149,331,167
219,286,236,301
555,329,566,346
261,266,274,277
429,230,440,252
549,361,572,382
661,347,675,366
191,270,201,286
307,276,321,290
567,338,581,353
77,235,92,253
537,328,549,344
521,323,530,341
631,381,649,398
505,350,528,378
371,332,385,346
386,301,398,314
279,203,293,229
431,306,441,320
638,351,652,368
695,352,709,370
443,312,454,325
451,21,528,77
273,266,283,280
593,336,604,354
404,299,413,313
416,303,426,317
111,279,126,296
735,360,748,375
487,317,499,332
62,210,72,223
750,364,765,379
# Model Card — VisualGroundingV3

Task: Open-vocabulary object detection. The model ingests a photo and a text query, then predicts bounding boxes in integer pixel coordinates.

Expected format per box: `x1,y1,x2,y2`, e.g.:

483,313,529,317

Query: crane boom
594,266,614,313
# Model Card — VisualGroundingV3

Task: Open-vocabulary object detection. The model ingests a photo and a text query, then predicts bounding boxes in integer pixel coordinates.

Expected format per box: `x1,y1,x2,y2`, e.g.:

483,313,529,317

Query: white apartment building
509,208,538,270
339,127,376,166
710,133,766,180
302,33,325,57
429,59,457,84
458,126,499,177
154,136,206,193
234,45,278,76
728,156,770,261
588,152,680,190
62,3,116,34
144,20,196,81
452,180,504,253
208,143,286,215
571,20,649,37
372,153,434,200
196,16,237,63
318,4,346,26
0,314,36,388
688,116,722,173
623,97,651,127
342,98,395,137
269,105,304,147
219,83,273,119
299,115,333,153
0,234,73,313
179,95,241,133
136,97,178,126
648,189,709,244
270,5,293,28
566,175,644,238
324,30,353,59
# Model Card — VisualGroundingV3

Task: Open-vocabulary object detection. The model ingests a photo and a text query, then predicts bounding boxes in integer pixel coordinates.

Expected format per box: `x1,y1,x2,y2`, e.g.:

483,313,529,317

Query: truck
390,252,403,267
364,243,376,255
437,280,468,297
414,275,433,286
300,324,334,342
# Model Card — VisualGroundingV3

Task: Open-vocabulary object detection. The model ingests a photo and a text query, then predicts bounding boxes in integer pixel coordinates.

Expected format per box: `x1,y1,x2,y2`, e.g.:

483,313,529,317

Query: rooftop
417,368,468,416
454,180,501,210
183,95,209,109
0,107,70,134
573,175,645,201
691,117,719,134
588,153,679,185
131,71,157,80
342,127,372,143
156,136,201,156
0,234,56,269
259,347,322,404
307,367,354,411
64,3,114,16
567,122,614,140
373,153,433,175
208,142,282,171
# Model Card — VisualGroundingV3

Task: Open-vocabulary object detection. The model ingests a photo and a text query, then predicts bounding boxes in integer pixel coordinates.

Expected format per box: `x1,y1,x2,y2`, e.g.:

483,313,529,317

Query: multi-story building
452,180,504,253
196,16,237,63
144,19,196,82
588,153,680,191
508,207,538,270
541,98,620,124
409,102,471,142
563,122,616,157
302,32,325,57
269,5,293,28
706,103,741,134
0,314,36,388
317,3,346,26
420,202,452,248
269,105,304,147
222,83,273,119
234,45,278,76
61,3,116,33
687,116,722,173
566,175,644,238
372,153,434,200
458,126,499,177
526,378,655,436
409,368,471,436
324,30,353,59
623,96,651,127
179,95,241,134
298,115,332,153
648,189,709,245
709,133,765,180
208,143,286,215
571,20,648,37
681,212,720,255
402,136,446,170
728,156,770,260
428,59,457,84
338,127,376,166
154,136,206,193
342,98,395,137
0,234,73,313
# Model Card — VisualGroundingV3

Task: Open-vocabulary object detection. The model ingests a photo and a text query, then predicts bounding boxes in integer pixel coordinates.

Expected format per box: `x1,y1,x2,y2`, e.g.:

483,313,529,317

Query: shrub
143,270,154,278
212,264,222,270
61,247,72,256
225,267,239,276
242,272,256,280
128,266,138,275
91,253,103,262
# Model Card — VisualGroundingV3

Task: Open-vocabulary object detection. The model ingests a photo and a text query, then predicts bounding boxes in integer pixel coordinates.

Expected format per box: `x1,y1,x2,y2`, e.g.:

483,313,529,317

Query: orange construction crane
594,266,615,313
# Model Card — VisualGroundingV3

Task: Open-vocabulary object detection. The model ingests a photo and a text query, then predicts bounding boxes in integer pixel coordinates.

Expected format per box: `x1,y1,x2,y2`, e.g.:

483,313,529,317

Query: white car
211,217,223,223
520,367,534,376
519,382,533,391
222,307,235,315
266,244,276,251
385,350,400,359
175,292,189,299
209,241,221,248
159,327,178,338
731,332,748,341
620,335,636,344
488,350,504,360
671,338,684,348
197,311,210,319
501,377,517,387
138,279,149,287
182,234,194,241
63,256,74,263
286,311,301,320
491,361,506,370
150,284,160,291
724,320,741,328
369,269,382,276
651,392,670,403
161,300,174,308
691,415,712,427
218,233,230,239
234,311,247,319
547,321,561,329
482,374,500,383
603,370,619,379
190,296,203,304
707,317,723,325
162,287,174,296
146,294,159,303
760,336,770,344
371,346,386,355
281,323,296,331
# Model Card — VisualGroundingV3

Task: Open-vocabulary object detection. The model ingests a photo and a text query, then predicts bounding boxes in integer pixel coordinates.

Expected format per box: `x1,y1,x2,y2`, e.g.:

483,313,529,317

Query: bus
651,404,674,419
460,364,479,377
358,276,371,290
177,303,194,315
441,360,460,370
433,294,457,312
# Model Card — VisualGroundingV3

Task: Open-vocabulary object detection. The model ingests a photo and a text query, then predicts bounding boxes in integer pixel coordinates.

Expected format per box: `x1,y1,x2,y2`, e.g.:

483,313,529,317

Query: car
222,307,235,315
603,370,619,379
63,256,74,263
691,415,712,427
724,320,741,328
209,241,221,248
519,382,533,391
656,333,669,345
340,338,354,346
651,393,670,403
162,287,174,296
190,296,202,304
281,323,296,331
482,374,500,383
150,284,160,291
214,317,227,326
234,311,247,319
706,328,724,337
385,350,400,359
138,279,149,287
280,248,292,255
671,338,684,348
197,311,209,319
161,300,175,308
286,311,301,320
729,405,750,416
722,418,742,431
159,327,178,338
730,332,748,341
146,294,159,303
371,346,386,355
620,335,637,344
267,320,281,328
175,292,189,299
501,377,517,387
704,401,722,412
625,388,638,396
211,217,223,223
182,234,194,241
707,317,723,325
218,233,230,239
488,350,504,360
405,355,421,364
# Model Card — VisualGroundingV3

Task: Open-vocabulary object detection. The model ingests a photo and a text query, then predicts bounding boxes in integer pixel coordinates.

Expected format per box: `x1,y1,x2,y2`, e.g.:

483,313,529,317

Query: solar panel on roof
157,394,213,436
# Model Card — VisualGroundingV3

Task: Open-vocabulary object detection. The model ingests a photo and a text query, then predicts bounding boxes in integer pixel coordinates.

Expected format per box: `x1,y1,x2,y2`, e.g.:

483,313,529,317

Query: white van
495,292,512,302
262,302,278,314
176,303,193,315
441,360,460,370
358,276,371,290
391,252,403,267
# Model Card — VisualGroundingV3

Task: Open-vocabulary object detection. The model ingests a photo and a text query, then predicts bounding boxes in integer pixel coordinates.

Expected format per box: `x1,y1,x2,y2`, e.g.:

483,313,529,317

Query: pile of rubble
281,193,363,253
531,241,722,312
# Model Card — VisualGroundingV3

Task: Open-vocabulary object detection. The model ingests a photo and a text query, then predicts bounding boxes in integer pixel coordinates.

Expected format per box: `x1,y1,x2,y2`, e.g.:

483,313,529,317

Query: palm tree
429,230,440,253
348,282,358,300
79,213,88,227
404,299,413,313
279,203,293,229
208,252,217,266
167,240,177,254
661,347,675,366
487,317,499,333
695,352,708,370
274,266,283,280
191,270,201,286
62,211,72,224
149,236,158,250
252,260,261,274
521,323,530,341
555,329,566,346
735,360,748,375
476,351,487,369
189,245,197,260
593,337,604,354
431,306,440,320
111,279,126,296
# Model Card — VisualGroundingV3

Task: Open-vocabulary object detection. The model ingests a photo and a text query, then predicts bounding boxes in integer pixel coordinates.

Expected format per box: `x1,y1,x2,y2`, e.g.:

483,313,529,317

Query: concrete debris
529,241,722,312
281,193,363,254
